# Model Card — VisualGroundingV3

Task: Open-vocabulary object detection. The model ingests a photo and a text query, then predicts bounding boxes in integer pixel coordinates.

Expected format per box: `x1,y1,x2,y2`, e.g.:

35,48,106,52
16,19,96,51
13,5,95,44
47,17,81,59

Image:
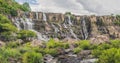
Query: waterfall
24,18,33,30
81,17,88,40
69,28,78,39
68,15,72,25
43,13,47,21
52,24,59,33
13,18,21,30
13,17,49,41
63,23,68,28
36,12,39,20
65,15,78,39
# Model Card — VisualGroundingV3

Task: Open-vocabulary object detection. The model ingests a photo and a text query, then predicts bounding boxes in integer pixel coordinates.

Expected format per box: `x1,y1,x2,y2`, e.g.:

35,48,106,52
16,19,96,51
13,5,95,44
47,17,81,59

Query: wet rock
44,54,58,63
80,58,98,63
78,50,92,59
58,55,80,63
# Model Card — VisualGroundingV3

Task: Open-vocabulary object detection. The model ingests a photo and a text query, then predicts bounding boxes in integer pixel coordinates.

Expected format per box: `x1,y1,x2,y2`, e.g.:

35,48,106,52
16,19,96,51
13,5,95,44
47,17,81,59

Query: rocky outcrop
13,12,120,40
90,35,110,45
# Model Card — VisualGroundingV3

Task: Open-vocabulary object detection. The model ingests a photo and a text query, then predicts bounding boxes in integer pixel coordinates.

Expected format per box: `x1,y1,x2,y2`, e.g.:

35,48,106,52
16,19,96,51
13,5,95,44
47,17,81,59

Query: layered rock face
12,12,120,40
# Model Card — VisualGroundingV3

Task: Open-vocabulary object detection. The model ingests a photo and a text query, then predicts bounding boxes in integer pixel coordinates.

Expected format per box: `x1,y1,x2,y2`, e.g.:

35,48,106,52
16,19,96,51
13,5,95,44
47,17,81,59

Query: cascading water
13,16,49,41
36,12,39,20
63,23,68,28
81,17,88,40
65,15,78,39
52,24,59,33
13,18,21,30
43,13,47,21
69,28,78,39
67,15,72,25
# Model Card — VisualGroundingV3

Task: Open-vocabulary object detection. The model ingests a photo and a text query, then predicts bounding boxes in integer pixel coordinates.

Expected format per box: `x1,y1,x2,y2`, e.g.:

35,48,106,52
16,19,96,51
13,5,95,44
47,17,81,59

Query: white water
66,15,78,39
13,18,21,30
13,17,49,41
36,12,39,20
63,23,68,28
43,13,47,21
52,24,59,33
68,15,72,25
69,28,78,39
82,17,88,40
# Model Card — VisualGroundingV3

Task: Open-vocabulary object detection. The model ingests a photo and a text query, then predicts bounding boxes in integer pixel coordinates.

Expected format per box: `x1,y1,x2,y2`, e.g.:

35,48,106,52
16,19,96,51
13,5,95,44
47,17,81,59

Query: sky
16,0,120,15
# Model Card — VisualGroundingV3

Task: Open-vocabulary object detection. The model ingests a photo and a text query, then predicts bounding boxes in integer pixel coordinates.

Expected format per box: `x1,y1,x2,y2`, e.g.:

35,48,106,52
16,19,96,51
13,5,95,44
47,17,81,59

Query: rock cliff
12,12,120,40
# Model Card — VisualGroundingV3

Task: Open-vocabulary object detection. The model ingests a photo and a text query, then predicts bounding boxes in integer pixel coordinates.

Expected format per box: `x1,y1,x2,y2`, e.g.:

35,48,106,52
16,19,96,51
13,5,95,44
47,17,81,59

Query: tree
22,2,31,12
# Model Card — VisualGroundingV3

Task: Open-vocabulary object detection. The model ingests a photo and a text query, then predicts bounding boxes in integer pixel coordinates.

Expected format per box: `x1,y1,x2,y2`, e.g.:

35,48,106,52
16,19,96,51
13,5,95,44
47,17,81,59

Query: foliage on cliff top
0,0,31,16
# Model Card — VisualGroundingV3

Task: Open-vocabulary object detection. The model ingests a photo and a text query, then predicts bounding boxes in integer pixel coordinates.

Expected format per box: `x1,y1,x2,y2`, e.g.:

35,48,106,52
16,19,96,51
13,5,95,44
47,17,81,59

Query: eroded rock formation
12,12,120,41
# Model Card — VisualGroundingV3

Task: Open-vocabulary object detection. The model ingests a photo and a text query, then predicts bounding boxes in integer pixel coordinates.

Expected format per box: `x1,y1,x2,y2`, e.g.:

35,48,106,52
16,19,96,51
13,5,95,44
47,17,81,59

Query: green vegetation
114,15,120,26
0,39,119,63
0,0,31,16
98,48,120,63
22,51,43,63
91,40,120,63
17,30,37,41
0,14,17,41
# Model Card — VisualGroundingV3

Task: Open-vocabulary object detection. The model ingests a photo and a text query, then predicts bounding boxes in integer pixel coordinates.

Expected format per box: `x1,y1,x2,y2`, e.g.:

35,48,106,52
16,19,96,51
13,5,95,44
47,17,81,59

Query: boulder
0,41,5,47
30,39,43,47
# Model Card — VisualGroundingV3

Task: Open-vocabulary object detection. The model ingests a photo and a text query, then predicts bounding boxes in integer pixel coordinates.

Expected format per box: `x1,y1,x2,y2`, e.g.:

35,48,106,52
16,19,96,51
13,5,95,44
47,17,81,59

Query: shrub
111,39,120,48
0,32,17,41
98,48,120,63
17,30,36,41
73,47,82,54
0,47,21,63
6,41,20,48
76,40,91,50
92,43,112,57
22,51,43,63
44,48,58,56
46,39,58,48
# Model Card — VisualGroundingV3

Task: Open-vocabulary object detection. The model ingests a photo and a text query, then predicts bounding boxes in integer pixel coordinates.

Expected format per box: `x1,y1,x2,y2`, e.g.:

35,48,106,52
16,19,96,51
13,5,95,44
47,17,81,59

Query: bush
17,30,36,41
92,43,112,57
76,40,91,50
0,14,17,41
0,47,21,63
6,41,20,48
22,51,43,63
44,48,58,56
73,47,82,54
46,39,58,48
0,32,17,41
98,48,120,63
0,14,11,24
111,39,120,48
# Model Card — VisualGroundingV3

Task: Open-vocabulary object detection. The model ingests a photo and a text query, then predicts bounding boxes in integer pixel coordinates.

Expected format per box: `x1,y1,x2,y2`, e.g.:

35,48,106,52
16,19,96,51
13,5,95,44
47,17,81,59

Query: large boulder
90,35,110,45
0,41,5,47
30,39,43,47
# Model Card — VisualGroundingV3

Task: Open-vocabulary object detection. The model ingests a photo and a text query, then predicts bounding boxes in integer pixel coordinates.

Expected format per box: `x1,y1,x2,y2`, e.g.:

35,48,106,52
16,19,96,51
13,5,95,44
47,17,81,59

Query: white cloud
16,0,120,15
